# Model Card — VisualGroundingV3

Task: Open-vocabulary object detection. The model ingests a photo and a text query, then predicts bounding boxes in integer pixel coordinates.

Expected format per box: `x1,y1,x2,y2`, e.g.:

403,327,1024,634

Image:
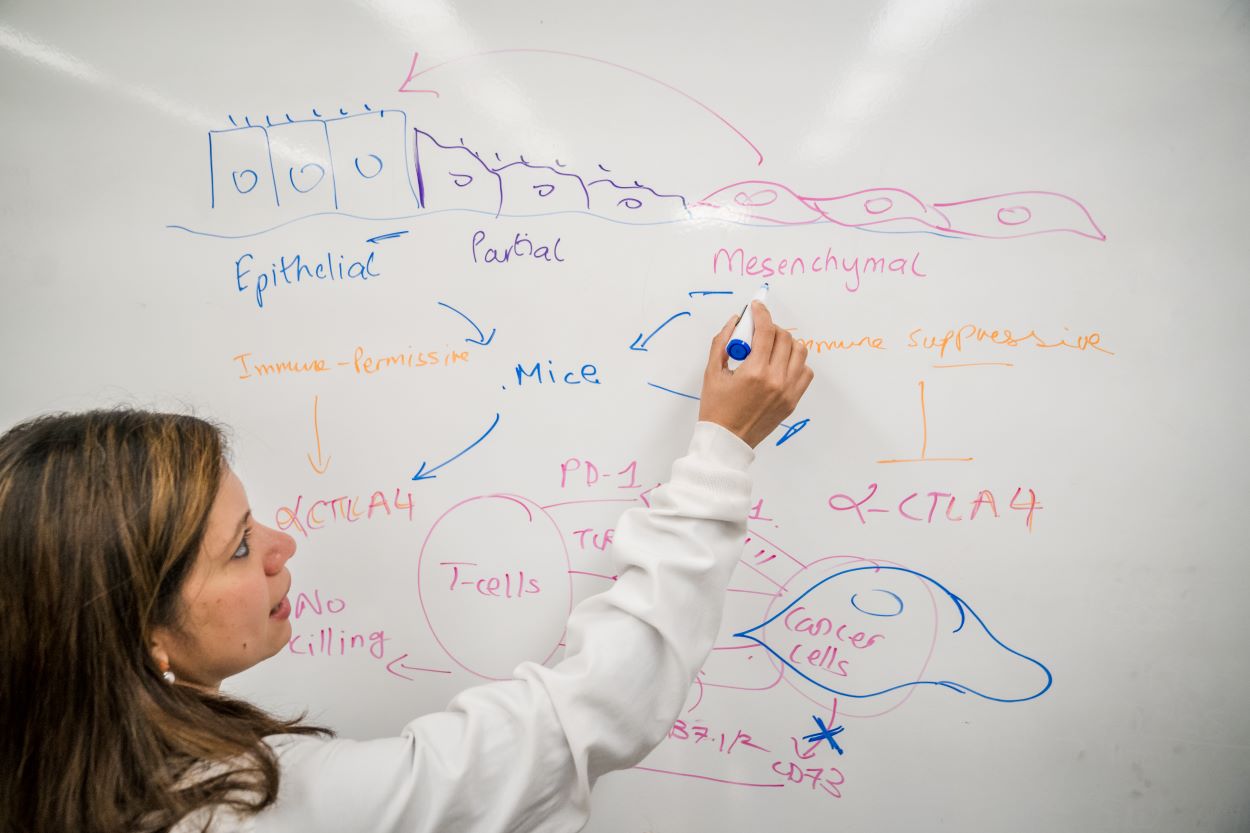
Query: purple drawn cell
496,160,589,216
413,128,503,216
586,179,688,223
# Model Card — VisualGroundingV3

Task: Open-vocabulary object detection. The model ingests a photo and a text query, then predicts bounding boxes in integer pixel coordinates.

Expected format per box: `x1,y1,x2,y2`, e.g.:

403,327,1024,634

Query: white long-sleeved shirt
203,422,753,833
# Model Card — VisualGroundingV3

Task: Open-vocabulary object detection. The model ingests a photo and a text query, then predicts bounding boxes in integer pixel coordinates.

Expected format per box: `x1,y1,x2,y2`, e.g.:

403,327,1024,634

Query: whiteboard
2,1,1248,830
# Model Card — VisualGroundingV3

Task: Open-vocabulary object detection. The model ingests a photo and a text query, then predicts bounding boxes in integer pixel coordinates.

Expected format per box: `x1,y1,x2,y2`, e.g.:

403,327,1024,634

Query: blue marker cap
726,339,752,360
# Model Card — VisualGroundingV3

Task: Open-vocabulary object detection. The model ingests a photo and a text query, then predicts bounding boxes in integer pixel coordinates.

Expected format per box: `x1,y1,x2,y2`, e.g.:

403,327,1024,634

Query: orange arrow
306,395,331,474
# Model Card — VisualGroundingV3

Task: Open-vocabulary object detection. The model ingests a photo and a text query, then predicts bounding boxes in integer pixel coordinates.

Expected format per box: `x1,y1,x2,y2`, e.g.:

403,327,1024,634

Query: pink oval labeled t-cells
418,493,573,679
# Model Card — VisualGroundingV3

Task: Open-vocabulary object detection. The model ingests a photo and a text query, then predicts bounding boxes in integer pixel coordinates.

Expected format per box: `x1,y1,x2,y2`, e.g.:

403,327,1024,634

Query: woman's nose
264,527,297,574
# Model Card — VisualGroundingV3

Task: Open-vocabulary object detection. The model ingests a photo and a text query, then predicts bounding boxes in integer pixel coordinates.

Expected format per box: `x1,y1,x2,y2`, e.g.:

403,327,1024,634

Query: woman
0,304,812,833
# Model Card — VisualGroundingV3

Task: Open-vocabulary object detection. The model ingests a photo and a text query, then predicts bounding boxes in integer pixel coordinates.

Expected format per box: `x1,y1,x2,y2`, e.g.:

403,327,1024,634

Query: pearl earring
159,660,176,684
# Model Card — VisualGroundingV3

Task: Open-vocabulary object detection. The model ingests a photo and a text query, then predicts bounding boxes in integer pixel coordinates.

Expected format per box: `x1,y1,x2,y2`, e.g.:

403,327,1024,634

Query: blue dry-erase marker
726,283,770,361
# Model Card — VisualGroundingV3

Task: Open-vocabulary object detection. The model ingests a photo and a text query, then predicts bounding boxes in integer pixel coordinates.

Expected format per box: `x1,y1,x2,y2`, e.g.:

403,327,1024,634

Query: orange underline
877,456,975,464
932,362,1015,368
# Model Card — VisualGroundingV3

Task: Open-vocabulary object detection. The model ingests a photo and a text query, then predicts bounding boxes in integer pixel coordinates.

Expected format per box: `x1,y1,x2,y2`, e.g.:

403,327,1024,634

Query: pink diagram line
401,49,764,166
632,766,784,788
540,497,637,510
569,570,616,581
397,52,440,97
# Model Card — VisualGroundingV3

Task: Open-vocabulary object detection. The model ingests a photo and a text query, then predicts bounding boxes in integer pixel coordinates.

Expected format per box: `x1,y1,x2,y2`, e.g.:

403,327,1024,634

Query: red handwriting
440,562,541,598
770,759,846,798
559,457,643,489
788,642,850,677
287,626,389,659
292,589,346,619
668,720,769,756
829,483,1043,531
783,605,884,649
275,488,415,537
712,246,927,293
571,528,615,551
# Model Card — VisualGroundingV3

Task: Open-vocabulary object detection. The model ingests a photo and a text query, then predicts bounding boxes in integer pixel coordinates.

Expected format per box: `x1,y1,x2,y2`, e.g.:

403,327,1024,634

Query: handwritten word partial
713,247,926,292
667,720,768,756
234,251,379,308
828,484,1043,531
471,230,565,264
275,489,415,538
233,346,469,381
907,325,1114,359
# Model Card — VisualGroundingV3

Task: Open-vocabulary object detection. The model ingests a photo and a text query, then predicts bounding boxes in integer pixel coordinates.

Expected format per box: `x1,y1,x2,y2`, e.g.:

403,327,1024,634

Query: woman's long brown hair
0,410,328,833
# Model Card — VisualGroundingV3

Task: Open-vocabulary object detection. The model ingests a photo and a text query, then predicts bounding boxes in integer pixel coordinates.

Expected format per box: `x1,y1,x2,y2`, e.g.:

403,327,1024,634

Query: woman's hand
698,302,814,448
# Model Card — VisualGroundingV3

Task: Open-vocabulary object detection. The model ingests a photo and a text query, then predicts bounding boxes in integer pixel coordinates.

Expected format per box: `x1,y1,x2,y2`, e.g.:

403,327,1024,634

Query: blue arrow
412,413,501,481
366,230,409,244
629,311,691,351
437,301,496,346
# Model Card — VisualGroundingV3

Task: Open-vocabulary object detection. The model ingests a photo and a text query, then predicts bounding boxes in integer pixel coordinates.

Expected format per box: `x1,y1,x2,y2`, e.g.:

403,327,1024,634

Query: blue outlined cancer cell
735,563,1053,705
326,111,419,216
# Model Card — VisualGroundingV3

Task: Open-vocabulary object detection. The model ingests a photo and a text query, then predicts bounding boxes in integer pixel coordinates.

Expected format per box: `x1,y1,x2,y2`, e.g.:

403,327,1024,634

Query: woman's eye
232,530,252,559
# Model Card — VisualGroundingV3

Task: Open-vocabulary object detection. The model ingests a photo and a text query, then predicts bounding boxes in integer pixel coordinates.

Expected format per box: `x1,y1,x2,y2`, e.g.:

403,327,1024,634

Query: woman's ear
149,634,174,682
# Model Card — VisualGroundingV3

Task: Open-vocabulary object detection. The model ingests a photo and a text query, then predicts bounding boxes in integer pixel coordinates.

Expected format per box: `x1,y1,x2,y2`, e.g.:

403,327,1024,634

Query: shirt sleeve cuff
689,421,756,471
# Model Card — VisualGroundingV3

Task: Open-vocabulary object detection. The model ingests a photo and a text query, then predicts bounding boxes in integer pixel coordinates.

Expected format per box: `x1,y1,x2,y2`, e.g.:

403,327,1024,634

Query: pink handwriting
783,605,884,649
712,245,926,292
559,457,643,489
668,720,769,756
287,626,388,660
275,488,415,537
828,483,1043,531
440,561,541,598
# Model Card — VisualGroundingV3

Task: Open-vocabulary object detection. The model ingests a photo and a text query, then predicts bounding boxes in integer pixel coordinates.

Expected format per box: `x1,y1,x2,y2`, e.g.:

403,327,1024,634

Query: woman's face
151,467,295,688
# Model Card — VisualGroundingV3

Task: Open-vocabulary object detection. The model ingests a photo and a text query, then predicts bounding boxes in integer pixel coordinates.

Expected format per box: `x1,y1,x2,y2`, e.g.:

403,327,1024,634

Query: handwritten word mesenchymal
234,250,380,308
713,246,926,292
